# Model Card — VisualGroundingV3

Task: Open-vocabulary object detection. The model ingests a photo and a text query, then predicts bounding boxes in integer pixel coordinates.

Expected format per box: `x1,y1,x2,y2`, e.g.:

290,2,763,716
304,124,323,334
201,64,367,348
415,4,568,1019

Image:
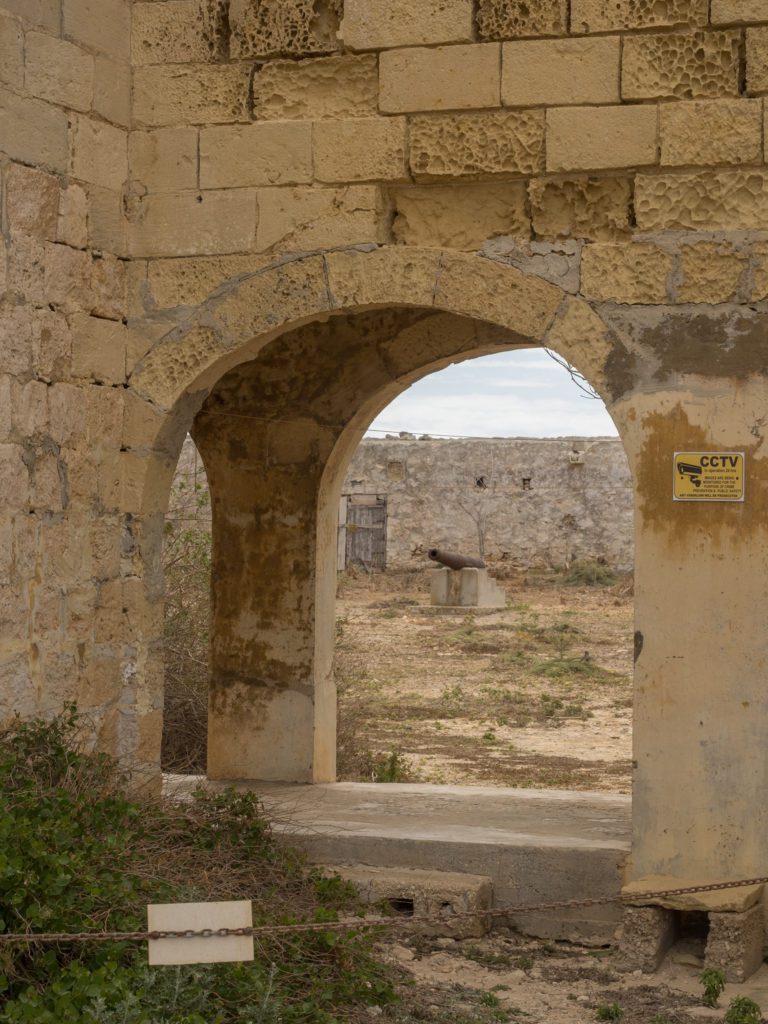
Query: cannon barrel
428,548,485,570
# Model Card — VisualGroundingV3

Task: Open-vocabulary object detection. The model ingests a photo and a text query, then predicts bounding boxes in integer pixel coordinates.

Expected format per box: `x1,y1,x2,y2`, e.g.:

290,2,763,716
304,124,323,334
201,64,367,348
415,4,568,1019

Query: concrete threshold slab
166,778,631,945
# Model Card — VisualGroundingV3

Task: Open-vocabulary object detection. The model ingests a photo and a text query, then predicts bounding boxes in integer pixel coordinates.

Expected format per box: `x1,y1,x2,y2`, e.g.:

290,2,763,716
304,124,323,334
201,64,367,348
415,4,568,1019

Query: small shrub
724,996,763,1024
0,708,395,1024
700,967,727,1008
595,1005,624,1021
564,559,618,587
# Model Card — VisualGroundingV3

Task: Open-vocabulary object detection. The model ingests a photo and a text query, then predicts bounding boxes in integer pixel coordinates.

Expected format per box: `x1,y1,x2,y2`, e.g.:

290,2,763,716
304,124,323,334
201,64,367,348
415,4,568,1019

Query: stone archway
129,244,768,887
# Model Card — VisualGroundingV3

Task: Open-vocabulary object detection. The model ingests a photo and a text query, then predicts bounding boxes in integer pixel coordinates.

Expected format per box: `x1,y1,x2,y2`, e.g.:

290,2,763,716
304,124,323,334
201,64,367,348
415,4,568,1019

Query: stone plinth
430,567,507,608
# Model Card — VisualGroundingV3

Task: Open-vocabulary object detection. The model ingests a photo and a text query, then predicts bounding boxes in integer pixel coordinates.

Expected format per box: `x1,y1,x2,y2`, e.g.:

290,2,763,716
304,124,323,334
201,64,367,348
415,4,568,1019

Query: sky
367,349,619,439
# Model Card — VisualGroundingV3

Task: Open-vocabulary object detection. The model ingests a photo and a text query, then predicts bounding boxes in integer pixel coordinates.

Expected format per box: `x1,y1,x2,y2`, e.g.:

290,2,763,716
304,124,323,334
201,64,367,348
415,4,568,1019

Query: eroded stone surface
409,110,544,181
229,0,342,59
622,30,740,99
529,177,632,240
252,54,378,120
393,183,529,250
635,171,768,230
747,26,768,93
581,243,673,304
476,0,566,40
572,0,707,33
677,241,747,303
133,64,251,127
659,98,762,166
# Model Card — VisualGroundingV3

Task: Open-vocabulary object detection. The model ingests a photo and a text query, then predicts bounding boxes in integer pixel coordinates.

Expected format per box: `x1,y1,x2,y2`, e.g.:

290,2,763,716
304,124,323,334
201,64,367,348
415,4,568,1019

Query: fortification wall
344,436,633,570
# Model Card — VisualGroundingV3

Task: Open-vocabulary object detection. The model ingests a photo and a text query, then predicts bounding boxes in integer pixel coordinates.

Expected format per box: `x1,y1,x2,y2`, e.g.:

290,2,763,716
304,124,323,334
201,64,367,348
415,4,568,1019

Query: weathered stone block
677,241,747,303
341,0,473,49
635,170,768,230
7,235,45,307
199,122,312,189
712,1,768,23
546,105,657,172
620,906,676,972
25,31,93,112
477,0,567,40
93,56,131,128
1,0,58,32
502,37,620,107
91,253,127,321
70,116,128,192
330,865,493,939
529,176,632,240
132,0,208,65
660,99,762,166
380,44,501,114
133,64,251,127
747,27,768,93
49,384,88,448
572,0,707,32
70,314,127,384
705,905,764,982
436,252,562,337
0,446,30,511
409,110,544,180
581,243,672,303
256,185,388,251
31,309,71,382
227,0,343,59
750,241,768,300
147,254,266,307
622,30,740,99
392,183,528,250
130,128,199,192
5,163,59,240
44,243,92,313
431,568,507,608
63,0,130,60
0,87,68,174
314,117,407,183
253,55,378,120
128,190,257,257
88,187,127,256
0,13,24,90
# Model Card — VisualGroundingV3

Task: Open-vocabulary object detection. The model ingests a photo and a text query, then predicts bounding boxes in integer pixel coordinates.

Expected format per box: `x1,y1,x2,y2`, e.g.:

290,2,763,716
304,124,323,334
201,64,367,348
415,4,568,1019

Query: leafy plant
700,967,727,1008
724,996,763,1023
0,708,395,1023
595,1005,624,1021
564,559,618,587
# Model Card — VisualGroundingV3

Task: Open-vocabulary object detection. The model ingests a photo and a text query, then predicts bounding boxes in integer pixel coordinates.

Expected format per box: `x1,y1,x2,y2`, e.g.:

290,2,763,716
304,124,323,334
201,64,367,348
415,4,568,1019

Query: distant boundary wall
342,435,633,571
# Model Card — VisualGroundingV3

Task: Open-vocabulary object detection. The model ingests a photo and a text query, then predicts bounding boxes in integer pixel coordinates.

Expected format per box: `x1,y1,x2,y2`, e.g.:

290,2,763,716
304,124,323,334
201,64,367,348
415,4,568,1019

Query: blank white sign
147,900,254,966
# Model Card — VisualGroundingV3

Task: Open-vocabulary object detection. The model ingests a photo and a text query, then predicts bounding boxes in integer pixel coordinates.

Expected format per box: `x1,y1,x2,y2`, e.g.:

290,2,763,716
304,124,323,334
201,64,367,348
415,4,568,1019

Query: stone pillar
193,410,336,783
622,384,768,882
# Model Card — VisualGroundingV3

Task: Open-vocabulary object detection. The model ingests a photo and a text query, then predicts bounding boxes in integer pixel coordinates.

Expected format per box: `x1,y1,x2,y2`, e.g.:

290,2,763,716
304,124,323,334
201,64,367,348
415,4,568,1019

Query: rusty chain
1,875,767,946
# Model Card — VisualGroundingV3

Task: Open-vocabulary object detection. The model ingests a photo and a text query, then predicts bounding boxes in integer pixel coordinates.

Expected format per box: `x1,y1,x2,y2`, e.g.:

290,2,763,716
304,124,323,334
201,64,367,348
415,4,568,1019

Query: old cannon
428,548,486,571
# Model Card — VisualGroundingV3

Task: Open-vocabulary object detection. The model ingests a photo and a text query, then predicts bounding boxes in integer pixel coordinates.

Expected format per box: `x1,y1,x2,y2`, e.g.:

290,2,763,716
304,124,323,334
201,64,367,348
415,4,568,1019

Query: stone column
193,409,337,783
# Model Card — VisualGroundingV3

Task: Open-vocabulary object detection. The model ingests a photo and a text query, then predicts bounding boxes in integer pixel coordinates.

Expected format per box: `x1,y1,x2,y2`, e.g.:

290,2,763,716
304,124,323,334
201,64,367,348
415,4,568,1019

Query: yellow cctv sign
673,452,745,502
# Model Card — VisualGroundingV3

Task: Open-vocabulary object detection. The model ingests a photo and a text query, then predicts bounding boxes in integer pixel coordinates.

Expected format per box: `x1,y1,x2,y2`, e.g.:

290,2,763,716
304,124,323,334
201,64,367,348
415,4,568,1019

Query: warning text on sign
673,452,745,502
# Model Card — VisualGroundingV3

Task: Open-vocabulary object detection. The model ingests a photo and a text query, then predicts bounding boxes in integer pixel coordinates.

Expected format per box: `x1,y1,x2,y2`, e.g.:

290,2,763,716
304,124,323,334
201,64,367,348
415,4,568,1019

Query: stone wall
5,0,768,882
343,436,633,570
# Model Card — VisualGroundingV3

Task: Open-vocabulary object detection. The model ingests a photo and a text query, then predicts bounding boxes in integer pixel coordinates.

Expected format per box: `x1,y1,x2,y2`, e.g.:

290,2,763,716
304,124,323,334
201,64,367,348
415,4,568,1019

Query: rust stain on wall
636,403,768,546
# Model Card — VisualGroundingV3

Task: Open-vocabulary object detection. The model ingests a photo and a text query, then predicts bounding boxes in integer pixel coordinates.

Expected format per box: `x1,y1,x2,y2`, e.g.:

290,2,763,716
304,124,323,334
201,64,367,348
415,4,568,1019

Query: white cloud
368,352,617,438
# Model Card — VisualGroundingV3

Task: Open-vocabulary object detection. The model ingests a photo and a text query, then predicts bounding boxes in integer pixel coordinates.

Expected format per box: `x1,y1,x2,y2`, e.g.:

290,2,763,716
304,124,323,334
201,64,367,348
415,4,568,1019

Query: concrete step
167,778,631,945
325,863,494,939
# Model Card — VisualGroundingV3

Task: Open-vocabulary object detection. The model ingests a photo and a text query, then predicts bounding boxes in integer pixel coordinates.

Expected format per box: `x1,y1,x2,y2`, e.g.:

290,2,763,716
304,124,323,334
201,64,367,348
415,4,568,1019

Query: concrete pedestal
430,567,507,608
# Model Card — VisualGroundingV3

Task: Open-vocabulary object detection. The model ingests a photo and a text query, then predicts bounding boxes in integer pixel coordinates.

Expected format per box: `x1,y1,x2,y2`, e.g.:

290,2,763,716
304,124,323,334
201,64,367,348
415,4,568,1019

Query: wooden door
344,496,387,570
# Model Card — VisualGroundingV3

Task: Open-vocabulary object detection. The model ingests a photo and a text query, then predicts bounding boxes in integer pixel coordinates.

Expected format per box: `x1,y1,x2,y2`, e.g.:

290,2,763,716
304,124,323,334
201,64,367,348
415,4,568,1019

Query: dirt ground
335,566,634,793
375,929,767,1024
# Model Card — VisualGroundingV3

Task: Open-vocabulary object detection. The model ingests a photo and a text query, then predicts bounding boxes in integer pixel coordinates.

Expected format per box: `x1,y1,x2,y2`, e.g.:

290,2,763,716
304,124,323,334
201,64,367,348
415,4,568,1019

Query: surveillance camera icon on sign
677,462,703,488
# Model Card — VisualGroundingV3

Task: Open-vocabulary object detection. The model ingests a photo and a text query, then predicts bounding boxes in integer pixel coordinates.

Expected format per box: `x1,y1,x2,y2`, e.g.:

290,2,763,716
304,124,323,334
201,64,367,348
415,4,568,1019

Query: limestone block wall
0,0,162,768
122,0,768,268
343,436,633,570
